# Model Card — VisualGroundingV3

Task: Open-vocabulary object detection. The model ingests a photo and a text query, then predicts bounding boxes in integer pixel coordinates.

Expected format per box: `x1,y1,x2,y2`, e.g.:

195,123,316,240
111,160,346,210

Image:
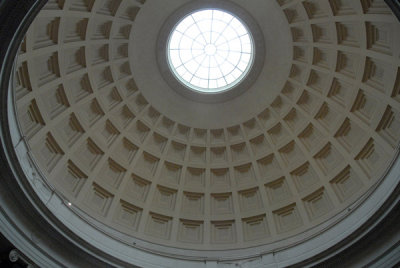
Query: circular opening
167,9,254,93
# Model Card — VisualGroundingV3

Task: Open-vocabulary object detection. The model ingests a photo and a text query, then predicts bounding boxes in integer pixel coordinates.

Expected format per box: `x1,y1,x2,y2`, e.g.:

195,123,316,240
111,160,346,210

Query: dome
1,0,400,267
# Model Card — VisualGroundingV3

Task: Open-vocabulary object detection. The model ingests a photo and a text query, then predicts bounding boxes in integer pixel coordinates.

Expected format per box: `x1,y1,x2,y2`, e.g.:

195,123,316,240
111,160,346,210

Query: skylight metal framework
167,9,254,93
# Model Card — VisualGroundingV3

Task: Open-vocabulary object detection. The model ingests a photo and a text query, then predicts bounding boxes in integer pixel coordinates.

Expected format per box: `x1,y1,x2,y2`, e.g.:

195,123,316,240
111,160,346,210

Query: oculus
167,9,254,93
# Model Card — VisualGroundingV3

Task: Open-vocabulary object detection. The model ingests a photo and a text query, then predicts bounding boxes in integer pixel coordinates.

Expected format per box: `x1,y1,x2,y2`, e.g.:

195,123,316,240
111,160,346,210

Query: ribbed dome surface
13,0,400,253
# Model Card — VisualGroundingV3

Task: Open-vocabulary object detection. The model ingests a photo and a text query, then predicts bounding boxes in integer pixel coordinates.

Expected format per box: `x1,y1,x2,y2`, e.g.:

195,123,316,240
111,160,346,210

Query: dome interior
12,0,400,255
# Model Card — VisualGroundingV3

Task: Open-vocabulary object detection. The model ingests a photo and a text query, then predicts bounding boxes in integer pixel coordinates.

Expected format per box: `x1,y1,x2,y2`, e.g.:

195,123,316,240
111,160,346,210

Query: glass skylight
167,9,254,93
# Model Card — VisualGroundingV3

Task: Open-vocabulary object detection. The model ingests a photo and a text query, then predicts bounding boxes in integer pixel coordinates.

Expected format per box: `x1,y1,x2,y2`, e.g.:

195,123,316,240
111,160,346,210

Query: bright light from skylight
167,9,254,93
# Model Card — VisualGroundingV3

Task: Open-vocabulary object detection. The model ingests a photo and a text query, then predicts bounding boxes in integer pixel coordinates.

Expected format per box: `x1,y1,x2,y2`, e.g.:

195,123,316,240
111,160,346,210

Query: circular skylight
167,9,254,93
